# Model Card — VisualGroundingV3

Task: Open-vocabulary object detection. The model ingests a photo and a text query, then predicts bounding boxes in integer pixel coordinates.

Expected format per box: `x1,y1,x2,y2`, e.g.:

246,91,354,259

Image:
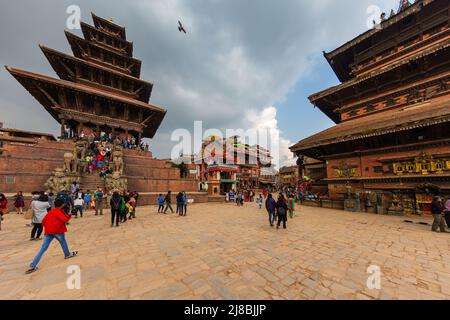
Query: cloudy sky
0,0,399,167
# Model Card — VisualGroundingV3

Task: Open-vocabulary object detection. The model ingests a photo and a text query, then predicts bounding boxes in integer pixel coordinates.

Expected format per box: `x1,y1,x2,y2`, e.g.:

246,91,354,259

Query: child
157,194,164,213
14,191,25,214
83,191,92,211
0,193,8,231
256,194,263,209
125,200,134,219
26,198,78,274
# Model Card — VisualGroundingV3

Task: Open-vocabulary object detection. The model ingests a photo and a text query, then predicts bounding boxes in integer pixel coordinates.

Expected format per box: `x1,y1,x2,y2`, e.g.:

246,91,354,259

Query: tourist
94,187,104,216
13,191,25,214
287,195,295,219
445,197,450,228
157,194,164,213
0,193,8,231
276,194,288,230
240,192,245,206
256,194,263,209
120,191,128,222
132,191,139,217
431,196,447,233
110,191,122,227
127,193,137,220
48,192,55,209
56,190,73,215
30,192,50,241
182,192,188,216
26,198,78,274
163,191,174,214
265,194,276,227
176,192,184,216
70,182,79,196
83,190,92,211
73,195,84,218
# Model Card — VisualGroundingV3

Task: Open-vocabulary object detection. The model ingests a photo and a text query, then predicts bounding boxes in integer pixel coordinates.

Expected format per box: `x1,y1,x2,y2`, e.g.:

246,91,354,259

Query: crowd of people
157,191,189,216
3,183,450,274
80,131,149,152
225,187,297,230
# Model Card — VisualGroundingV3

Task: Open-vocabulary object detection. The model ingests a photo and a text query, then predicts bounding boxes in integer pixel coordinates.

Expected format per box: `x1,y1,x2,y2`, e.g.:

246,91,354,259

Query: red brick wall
0,140,74,193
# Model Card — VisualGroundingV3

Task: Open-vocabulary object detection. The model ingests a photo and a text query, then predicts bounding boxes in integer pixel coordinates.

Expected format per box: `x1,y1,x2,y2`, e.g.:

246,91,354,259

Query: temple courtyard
0,202,449,300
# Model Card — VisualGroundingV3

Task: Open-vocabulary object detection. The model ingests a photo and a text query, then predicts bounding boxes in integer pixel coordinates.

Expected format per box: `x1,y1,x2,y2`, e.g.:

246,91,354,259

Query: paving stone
0,203,445,300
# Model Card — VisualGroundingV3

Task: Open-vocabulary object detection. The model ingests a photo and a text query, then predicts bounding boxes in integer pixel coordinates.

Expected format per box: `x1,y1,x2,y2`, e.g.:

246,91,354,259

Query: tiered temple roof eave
5,66,166,138
40,45,153,102
290,97,450,155
310,39,450,106
91,13,126,40
64,31,142,78
324,0,437,82
80,22,133,57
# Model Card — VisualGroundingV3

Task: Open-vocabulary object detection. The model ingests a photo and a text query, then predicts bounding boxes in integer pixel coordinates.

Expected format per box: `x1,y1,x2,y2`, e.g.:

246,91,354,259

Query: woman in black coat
275,194,288,230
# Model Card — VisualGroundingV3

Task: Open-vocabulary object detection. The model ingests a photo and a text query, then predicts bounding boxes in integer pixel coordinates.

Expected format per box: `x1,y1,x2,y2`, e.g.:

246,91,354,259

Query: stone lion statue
74,140,87,162
63,152,76,174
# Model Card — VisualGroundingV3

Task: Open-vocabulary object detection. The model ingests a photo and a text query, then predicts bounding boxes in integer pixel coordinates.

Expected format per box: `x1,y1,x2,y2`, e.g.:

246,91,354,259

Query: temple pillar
77,122,84,137
60,119,66,140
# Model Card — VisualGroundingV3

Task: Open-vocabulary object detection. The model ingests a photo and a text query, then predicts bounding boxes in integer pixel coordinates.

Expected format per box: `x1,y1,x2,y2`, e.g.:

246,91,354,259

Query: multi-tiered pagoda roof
6,13,166,140
291,0,449,157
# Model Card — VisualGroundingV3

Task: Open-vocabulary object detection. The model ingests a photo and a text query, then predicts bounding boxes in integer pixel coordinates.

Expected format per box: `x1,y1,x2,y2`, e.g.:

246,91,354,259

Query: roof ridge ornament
398,0,413,12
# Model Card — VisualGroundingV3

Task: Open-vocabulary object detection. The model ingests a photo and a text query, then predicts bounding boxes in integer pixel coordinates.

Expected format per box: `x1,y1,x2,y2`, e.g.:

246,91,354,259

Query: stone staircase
80,173,105,192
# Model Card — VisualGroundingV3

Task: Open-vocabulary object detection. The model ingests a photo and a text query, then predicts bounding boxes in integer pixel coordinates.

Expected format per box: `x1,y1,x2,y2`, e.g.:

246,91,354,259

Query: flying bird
178,20,187,34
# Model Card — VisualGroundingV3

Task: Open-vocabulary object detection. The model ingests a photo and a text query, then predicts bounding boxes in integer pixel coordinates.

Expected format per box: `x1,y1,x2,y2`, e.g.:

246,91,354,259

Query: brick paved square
0,202,449,300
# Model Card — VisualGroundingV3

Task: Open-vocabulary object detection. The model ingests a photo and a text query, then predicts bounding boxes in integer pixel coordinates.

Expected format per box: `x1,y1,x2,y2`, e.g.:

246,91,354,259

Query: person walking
73,195,84,218
120,191,128,223
13,191,25,214
0,193,8,231
176,192,184,216
48,192,55,209
287,195,295,219
30,192,50,241
182,192,188,216
157,194,164,213
276,194,288,230
94,187,104,216
445,197,450,229
431,196,447,233
256,194,263,209
110,191,122,227
83,191,92,211
164,191,174,214
265,194,276,227
56,190,73,215
26,198,78,274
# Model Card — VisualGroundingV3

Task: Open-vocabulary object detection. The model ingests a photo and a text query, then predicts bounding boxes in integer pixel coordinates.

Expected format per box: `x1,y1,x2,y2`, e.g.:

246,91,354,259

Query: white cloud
246,106,295,169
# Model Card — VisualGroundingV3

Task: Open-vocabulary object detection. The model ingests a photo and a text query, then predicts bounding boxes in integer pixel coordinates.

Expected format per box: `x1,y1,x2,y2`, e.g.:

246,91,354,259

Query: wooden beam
142,113,155,125
36,85,61,108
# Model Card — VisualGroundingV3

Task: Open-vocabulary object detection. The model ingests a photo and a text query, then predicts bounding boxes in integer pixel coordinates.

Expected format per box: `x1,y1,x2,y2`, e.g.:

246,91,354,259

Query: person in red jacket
26,198,78,274
0,193,8,231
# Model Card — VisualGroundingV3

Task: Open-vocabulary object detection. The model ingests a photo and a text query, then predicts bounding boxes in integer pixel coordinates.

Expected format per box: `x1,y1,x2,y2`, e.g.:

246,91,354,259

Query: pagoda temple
291,0,450,215
1,14,205,204
6,13,166,143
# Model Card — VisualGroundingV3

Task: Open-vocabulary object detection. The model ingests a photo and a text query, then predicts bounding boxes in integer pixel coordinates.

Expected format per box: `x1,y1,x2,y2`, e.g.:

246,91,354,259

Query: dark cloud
0,0,398,159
